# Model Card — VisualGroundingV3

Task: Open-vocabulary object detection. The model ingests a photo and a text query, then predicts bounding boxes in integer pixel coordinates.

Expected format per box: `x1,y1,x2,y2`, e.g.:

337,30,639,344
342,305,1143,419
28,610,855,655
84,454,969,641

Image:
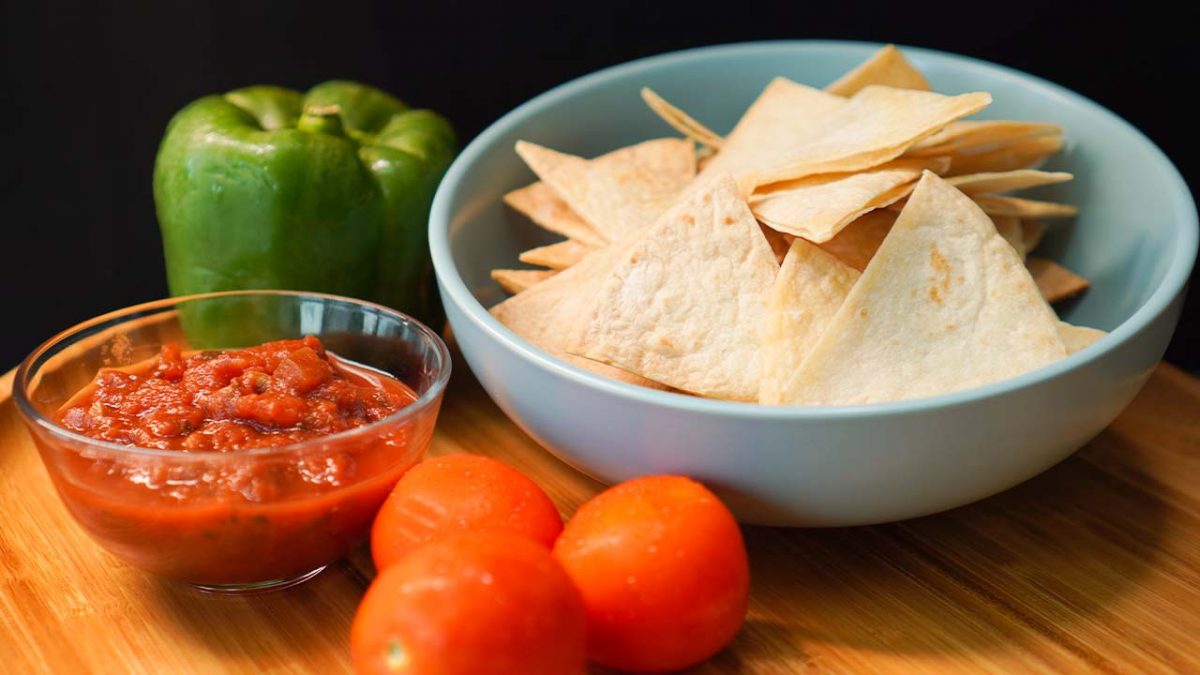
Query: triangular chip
775,172,1066,405
1028,257,1089,303
906,120,1061,156
750,158,939,242
491,268,558,295
491,247,622,345
515,138,696,242
570,174,779,400
641,88,723,149
948,170,1073,195
1022,220,1048,253
973,195,1078,219
749,86,991,186
504,182,607,246
1058,322,1106,354
825,44,931,96
697,78,846,189
490,247,669,389
699,80,988,190
992,216,1025,259
518,239,594,270
943,135,1064,176
759,240,861,404
818,209,897,271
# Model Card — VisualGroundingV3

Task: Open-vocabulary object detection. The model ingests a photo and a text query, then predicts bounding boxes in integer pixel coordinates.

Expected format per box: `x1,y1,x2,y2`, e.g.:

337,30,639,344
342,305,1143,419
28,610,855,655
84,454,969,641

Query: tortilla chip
1022,220,1048,253
749,86,991,187
948,170,1073,195
775,172,1066,405
515,138,696,242
753,172,912,241
973,195,1078,219
993,216,1025,259
825,44,931,96
490,247,669,389
504,182,608,246
750,159,937,242
1058,322,1106,354
491,268,557,295
817,209,897,271
641,88,723,149
759,240,861,404
943,135,1065,176
518,239,594,270
570,174,779,400
906,120,1062,156
491,247,621,341
1028,257,1089,303
697,78,846,189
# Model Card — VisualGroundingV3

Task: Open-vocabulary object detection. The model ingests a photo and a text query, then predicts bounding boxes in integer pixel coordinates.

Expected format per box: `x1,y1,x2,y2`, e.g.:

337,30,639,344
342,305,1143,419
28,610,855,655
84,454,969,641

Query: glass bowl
13,291,450,593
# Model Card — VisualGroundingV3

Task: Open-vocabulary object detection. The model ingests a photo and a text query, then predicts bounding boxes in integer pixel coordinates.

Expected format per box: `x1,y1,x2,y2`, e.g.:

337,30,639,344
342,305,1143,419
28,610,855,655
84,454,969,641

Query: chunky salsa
41,337,434,585
58,336,416,451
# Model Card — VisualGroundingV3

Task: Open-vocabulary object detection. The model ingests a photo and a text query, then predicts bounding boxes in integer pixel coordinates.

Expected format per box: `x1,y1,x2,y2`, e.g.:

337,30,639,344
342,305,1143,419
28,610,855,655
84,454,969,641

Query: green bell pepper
153,80,456,325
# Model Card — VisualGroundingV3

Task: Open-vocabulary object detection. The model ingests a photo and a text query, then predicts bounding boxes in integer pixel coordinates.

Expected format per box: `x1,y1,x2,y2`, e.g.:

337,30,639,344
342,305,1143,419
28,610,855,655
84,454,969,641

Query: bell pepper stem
298,104,347,137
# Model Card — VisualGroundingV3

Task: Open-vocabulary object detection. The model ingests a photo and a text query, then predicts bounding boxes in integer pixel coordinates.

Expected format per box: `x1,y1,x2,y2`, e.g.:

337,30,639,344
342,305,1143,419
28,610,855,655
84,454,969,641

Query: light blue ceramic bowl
430,41,1197,526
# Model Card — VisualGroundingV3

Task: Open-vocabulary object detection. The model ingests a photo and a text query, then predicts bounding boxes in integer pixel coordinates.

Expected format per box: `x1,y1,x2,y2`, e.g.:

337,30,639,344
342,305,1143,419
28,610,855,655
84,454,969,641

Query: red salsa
40,337,434,585
58,336,416,450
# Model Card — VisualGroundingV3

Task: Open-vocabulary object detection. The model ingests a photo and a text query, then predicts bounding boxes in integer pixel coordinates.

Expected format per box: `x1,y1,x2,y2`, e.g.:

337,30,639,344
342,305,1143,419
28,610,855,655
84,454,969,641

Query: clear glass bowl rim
13,289,452,461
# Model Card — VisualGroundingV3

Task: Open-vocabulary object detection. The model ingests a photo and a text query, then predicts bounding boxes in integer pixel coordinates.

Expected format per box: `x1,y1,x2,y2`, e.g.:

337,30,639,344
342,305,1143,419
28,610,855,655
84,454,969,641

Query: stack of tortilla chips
490,45,1104,406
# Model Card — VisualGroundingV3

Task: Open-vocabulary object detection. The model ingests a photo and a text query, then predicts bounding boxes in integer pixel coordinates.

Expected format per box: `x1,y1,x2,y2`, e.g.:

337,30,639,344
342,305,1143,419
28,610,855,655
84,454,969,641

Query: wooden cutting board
2,362,1199,674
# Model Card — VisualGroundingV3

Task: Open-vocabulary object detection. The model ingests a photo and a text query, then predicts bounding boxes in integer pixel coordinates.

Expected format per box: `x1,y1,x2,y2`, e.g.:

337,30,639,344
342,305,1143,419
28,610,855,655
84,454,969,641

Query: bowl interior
441,41,1195,343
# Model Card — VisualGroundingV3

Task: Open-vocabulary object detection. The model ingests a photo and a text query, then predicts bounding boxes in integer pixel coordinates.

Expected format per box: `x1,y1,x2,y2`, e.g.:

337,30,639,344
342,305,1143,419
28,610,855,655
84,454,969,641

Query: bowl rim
13,289,453,458
429,39,1198,419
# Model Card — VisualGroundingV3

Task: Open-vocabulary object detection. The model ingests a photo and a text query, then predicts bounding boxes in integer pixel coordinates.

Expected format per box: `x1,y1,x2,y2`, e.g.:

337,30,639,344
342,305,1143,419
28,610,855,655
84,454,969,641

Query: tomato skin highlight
351,533,587,675
370,453,563,571
553,475,750,672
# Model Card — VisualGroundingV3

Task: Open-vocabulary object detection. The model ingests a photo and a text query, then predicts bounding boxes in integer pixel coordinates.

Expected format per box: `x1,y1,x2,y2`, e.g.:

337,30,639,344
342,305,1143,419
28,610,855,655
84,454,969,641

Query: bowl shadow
709,428,1169,665
145,555,367,671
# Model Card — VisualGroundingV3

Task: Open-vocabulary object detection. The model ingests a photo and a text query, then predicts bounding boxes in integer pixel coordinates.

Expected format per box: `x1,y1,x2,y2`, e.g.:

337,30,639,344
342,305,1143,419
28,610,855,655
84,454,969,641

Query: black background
3,1,1197,371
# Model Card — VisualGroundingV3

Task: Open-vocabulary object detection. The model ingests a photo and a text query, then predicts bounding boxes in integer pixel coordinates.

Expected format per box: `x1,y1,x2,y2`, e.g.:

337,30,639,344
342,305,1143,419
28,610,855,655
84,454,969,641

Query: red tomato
351,533,587,675
371,453,563,571
553,475,749,672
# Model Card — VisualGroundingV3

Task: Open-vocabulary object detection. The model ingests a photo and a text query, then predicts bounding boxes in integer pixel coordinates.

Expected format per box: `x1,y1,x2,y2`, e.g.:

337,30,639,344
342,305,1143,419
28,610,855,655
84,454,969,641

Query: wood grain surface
2,362,1199,674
